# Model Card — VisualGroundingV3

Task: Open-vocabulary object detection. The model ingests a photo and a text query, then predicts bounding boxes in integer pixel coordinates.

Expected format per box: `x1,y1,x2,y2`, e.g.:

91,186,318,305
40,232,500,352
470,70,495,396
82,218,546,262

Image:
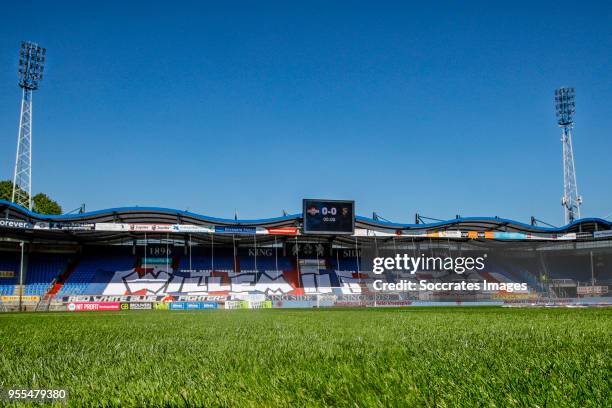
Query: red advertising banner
66,302,121,312
266,227,298,235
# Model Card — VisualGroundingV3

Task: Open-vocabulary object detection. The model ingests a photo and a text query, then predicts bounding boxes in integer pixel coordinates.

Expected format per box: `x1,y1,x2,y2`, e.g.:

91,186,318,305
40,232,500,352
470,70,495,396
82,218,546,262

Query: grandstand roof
1,200,610,245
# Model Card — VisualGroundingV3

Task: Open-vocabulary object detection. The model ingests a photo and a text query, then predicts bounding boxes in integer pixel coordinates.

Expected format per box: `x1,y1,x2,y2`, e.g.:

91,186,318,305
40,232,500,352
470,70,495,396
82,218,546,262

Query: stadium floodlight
12,41,46,210
555,87,575,126
554,87,581,224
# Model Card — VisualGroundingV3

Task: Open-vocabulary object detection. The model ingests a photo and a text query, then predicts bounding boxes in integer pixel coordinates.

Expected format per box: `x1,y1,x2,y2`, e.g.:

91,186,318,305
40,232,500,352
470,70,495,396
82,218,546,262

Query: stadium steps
47,283,63,297
47,256,81,299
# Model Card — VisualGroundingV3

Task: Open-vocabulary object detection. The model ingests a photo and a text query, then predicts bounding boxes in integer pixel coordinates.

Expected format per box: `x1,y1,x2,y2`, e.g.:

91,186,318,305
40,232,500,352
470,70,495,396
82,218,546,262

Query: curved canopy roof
1,199,610,235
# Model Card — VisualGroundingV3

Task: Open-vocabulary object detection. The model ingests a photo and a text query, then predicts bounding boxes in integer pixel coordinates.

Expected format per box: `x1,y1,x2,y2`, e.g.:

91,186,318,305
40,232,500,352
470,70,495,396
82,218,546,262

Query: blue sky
0,1,610,224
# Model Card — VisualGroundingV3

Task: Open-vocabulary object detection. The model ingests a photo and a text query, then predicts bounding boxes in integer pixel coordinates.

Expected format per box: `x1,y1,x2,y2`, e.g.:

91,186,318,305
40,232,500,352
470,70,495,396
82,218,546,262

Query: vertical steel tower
12,41,46,210
554,87,582,224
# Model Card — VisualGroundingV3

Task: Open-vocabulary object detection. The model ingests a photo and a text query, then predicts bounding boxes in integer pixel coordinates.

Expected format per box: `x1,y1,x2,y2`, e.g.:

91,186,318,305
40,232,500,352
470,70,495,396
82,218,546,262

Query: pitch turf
0,307,610,407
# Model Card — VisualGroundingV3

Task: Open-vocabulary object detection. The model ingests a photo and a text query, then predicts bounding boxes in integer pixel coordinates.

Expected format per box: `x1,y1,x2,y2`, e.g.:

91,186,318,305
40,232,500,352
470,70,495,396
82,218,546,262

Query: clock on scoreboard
302,199,355,234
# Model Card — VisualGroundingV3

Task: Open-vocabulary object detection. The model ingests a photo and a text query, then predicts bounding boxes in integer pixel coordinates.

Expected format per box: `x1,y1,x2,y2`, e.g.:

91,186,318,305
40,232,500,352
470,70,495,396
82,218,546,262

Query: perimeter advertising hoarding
66,302,121,312
61,295,227,302
1,295,39,301
303,199,355,234
121,303,153,310
168,301,219,310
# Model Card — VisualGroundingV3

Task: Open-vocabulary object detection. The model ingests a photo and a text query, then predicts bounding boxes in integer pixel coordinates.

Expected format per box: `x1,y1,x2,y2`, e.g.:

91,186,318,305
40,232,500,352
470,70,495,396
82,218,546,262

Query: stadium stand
56,249,135,297
25,253,70,296
0,250,19,296
0,246,605,298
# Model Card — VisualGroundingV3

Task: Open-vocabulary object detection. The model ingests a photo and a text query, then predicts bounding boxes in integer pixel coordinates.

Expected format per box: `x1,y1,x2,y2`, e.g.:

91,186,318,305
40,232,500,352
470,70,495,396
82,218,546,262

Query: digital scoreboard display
303,199,355,234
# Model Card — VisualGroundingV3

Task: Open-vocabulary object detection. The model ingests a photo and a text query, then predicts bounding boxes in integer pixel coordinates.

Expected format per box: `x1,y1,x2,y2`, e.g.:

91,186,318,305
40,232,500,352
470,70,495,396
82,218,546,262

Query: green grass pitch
0,307,610,407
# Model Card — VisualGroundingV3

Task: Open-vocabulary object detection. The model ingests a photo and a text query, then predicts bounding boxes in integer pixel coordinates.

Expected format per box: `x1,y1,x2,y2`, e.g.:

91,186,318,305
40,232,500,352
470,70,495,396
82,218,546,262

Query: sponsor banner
404,230,581,241
577,286,609,295
120,302,153,310
539,233,572,241
128,224,174,232
0,219,33,229
225,300,249,309
233,293,266,302
66,302,121,312
526,233,576,241
492,292,537,300
169,301,219,310
34,222,95,231
266,227,299,235
154,302,169,310
267,294,404,302
594,230,612,239
142,257,171,264
55,222,95,231
1,295,40,301
0,270,15,278
268,298,411,308
439,230,463,239
62,294,227,303
270,300,319,308
354,229,397,237
172,224,215,233
494,232,527,240
391,230,581,241
399,231,429,238
215,226,257,234
95,223,130,231
333,300,413,307
250,300,272,309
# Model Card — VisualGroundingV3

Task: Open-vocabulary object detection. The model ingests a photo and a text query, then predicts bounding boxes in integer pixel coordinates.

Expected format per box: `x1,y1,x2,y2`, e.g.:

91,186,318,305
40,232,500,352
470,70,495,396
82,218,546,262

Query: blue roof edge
1,199,610,232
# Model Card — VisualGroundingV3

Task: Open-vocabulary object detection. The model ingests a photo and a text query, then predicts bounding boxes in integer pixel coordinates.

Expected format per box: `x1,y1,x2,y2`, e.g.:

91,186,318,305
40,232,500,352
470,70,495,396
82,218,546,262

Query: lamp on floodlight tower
12,41,46,210
555,87,582,224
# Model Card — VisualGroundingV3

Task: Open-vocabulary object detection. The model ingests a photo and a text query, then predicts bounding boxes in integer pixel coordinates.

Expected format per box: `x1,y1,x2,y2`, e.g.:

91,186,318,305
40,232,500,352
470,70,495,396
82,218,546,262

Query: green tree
32,193,62,215
0,180,62,215
0,180,15,201
0,180,29,203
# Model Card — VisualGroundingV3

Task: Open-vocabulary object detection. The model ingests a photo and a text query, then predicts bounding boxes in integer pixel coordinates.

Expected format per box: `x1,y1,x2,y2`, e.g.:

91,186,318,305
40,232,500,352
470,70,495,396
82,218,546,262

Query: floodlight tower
554,87,582,224
12,41,46,210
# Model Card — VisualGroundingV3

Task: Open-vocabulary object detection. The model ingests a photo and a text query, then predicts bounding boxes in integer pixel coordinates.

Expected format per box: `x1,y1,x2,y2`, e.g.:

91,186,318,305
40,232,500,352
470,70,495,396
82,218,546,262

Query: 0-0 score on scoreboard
302,199,355,234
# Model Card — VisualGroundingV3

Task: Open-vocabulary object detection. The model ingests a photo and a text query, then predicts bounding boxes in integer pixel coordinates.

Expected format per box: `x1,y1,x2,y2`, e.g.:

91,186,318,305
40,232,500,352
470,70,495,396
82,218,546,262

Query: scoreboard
303,199,355,234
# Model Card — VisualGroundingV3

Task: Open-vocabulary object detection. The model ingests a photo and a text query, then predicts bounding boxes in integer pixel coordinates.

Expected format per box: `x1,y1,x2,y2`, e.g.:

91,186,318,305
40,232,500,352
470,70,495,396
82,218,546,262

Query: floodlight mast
554,87,581,224
12,41,46,210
